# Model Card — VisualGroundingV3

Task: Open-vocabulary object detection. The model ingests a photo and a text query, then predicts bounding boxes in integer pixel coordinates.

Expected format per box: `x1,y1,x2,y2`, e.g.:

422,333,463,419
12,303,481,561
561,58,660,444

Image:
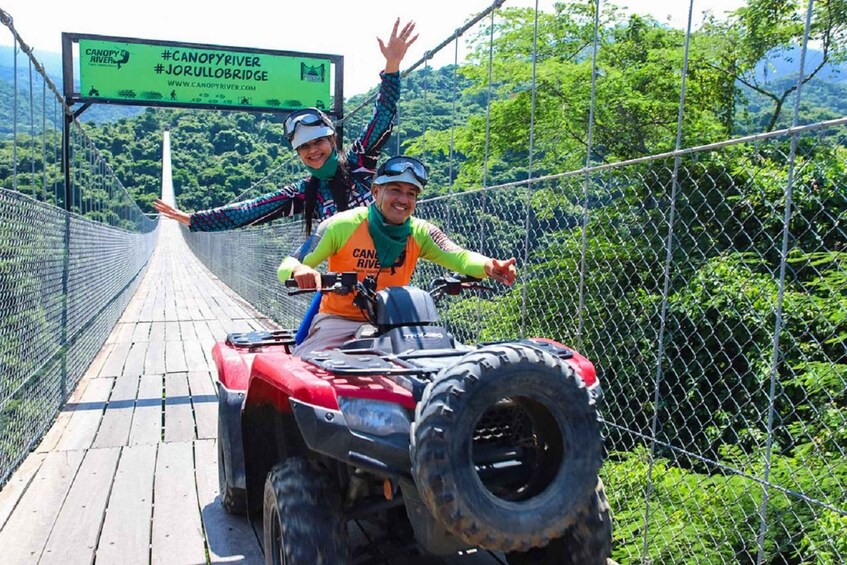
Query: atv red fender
245,352,416,413
531,337,598,386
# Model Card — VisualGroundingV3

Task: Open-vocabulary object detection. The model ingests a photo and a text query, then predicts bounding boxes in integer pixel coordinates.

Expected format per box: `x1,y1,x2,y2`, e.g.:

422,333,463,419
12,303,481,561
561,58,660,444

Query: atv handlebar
285,272,493,301
428,274,494,301
284,272,360,296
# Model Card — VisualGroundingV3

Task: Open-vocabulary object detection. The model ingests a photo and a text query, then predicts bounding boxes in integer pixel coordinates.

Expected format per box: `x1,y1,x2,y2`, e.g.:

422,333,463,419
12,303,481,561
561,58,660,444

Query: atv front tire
506,478,612,564
411,343,603,553
263,457,347,564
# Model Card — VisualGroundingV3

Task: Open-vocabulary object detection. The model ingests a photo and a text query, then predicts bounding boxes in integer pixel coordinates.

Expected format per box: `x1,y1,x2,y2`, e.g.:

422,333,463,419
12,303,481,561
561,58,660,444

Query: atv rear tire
411,343,602,553
217,438,246,515
506,478,612,564
263,457,348,564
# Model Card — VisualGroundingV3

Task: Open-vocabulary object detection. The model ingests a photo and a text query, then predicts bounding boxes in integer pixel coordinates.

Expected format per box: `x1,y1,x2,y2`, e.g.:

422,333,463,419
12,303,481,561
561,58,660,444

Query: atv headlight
338,397,411,436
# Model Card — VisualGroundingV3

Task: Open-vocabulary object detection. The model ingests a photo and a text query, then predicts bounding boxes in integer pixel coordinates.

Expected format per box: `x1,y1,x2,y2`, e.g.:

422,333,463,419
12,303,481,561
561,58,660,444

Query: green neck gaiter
368,203,411,268
304,149,339,180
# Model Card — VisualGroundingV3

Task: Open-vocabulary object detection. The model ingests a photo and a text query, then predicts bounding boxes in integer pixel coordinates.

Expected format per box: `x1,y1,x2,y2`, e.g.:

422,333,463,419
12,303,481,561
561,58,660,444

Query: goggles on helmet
375,156,429,188
282,108,335,141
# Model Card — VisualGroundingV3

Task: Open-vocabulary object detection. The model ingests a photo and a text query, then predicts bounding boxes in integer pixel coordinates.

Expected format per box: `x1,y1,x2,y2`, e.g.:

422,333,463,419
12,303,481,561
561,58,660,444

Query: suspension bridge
1,1,845,564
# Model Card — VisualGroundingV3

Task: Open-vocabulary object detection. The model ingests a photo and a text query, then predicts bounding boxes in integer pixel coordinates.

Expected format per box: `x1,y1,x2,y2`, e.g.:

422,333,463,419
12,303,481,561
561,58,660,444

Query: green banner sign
78,38,332,111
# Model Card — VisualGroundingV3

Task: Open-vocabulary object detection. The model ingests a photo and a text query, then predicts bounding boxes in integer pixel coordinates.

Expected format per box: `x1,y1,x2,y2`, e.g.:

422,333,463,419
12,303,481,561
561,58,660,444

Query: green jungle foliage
1,0,845,561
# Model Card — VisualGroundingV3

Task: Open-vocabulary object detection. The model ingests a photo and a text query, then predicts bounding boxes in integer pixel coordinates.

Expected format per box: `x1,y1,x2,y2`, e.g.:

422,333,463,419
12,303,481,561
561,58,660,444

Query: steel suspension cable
756,1,816,562
446,34,460,235
519,0,541,338
475,6,497,343
643,0,696,558
576,0,602,351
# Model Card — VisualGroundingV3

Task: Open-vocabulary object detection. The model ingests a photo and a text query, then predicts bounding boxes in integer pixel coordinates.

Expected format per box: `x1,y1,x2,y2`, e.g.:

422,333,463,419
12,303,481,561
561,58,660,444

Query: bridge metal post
60,112,72,401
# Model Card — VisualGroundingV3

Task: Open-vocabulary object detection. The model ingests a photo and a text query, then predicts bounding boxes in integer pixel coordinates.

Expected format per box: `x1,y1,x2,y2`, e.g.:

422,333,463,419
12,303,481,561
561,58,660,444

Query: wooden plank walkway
0,219,505,564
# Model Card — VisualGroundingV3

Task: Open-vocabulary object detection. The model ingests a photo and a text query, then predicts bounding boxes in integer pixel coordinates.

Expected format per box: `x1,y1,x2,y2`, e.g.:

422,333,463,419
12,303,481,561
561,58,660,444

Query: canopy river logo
84,48,131,69
300,63,326,83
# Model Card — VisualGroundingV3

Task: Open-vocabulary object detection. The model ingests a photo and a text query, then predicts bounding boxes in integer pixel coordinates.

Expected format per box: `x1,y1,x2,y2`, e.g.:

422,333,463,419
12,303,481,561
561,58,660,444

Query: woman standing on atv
153,18,418,235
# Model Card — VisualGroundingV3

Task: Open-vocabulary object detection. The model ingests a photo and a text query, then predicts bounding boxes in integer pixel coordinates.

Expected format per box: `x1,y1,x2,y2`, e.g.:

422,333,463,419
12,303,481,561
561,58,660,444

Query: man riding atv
277,154,518,355
214,154,612,564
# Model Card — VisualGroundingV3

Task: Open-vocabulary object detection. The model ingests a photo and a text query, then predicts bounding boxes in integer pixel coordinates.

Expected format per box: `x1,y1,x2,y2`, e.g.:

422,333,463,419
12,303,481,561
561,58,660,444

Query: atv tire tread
263,457,347,564
506,478,612,564
411,343,603,553
218,440,247,514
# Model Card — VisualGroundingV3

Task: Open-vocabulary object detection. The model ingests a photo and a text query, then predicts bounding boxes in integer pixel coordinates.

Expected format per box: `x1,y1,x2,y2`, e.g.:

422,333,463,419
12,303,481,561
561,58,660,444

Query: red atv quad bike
214,272,612,564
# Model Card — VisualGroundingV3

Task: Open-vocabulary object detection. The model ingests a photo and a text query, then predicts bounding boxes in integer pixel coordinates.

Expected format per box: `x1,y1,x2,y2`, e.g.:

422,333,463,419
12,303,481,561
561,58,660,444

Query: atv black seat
375,286,440,329
340,324,457,354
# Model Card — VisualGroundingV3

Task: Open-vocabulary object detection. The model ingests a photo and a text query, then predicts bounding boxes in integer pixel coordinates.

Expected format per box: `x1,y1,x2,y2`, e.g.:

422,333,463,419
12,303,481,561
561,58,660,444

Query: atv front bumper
289,398,412,478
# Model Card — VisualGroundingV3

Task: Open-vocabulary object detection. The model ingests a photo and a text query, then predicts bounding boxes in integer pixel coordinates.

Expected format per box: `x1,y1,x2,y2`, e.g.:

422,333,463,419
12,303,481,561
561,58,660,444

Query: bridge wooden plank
151,441,206,564
138,293,156,323
144,339,166,375
184,297,207,321
96,444,157,565
179,320,198,341
35,378,90,453
99,341,132,378
132,321,152,342
194,439,264,563
152,291,167,322
166,340,189,373
189,371,218,440
194,320,218,349
39,447,121,564
124,340,148,378
129,374,163,446
93,374,141,448
85,340,115,378
148,320,166,342
55,377,114,452
164,321,181,342
0,450,85,564
206,319,229,344
120,290,144,322
165,373,195,442
184,339,212,372
112,321,136,344
0,453,45,531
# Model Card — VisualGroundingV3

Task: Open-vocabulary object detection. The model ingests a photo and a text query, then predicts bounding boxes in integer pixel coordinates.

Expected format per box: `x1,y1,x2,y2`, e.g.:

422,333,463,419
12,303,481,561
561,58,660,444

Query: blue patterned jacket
189,71,399,231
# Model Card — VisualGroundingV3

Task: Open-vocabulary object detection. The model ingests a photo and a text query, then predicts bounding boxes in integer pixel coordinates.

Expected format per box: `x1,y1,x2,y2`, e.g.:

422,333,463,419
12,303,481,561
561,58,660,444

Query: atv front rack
302,339,574,401
303,348,455,400
226,329,296,349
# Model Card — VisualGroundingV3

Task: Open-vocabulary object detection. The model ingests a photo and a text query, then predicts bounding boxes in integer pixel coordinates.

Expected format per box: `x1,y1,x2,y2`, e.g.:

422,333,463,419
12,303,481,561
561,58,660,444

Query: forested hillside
1,2,845,210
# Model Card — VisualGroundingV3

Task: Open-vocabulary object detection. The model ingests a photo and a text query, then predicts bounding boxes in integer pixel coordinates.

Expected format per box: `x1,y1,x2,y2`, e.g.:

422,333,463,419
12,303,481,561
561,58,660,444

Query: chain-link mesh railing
415,120,847,563
0,9,159,486
177,0,847,558
182,217,311,328
182,119,847,564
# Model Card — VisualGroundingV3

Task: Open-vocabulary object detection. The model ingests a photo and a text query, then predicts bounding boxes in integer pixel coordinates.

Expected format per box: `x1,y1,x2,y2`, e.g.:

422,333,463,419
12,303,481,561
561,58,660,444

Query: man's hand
379,18,418,73
485,257,517,286
292,264,322,290
152,198,191,226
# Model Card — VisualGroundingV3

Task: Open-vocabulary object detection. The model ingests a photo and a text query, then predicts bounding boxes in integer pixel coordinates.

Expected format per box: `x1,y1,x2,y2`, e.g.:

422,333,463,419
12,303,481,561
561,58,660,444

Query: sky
0,0,744,97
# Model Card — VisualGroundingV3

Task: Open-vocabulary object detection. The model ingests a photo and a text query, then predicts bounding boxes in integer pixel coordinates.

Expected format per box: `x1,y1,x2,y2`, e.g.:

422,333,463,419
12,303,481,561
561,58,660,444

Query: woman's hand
379,18,418,73
153,198,191,226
